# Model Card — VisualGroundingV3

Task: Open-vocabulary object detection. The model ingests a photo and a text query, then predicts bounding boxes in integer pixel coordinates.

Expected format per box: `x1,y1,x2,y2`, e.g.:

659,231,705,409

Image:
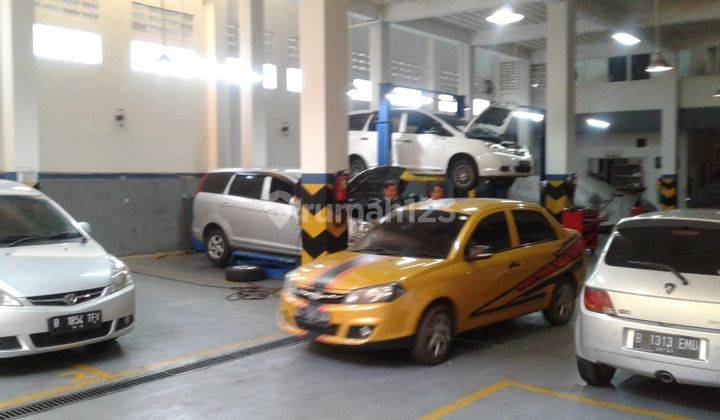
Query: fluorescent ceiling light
646,50,673,73
512,110,544,122
472,98,490,116
33,24,102,65
586,118,610,129
486,8,524,25
611,32,641,46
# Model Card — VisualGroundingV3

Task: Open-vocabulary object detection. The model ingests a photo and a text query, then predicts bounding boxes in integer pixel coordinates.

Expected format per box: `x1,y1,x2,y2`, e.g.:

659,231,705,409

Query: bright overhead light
611,32,641,46
646,50,674,72
586,118,610,129
486,8,525,25
512,110,544,122
713,86,720,98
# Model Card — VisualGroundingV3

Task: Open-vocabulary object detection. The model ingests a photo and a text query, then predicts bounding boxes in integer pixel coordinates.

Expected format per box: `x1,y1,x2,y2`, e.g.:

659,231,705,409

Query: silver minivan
191,169,301,265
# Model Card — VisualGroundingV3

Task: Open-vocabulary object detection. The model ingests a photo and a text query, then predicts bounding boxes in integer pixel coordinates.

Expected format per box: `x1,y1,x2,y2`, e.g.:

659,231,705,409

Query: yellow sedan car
279,198,586,364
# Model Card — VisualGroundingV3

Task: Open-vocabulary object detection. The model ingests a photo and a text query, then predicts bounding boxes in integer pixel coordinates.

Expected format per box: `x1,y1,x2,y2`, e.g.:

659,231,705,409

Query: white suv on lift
348,106,534,191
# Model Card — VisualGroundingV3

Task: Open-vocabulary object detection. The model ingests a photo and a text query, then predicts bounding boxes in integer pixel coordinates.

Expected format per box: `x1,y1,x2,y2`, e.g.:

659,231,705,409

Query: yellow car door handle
509,261,522,269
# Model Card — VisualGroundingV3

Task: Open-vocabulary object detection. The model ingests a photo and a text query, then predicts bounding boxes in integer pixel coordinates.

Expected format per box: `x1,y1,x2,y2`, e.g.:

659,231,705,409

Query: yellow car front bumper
278,290,418,347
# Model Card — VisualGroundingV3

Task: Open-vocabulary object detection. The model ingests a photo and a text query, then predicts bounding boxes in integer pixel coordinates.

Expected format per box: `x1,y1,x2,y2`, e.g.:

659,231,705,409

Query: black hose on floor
131,270,280,301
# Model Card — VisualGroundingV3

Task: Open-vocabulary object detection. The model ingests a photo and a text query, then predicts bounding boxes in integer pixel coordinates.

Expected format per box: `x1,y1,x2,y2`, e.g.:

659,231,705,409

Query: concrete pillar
238,0,266,167
298,0,349,263
542,0,576,217
369,21,390,110
0,0,39,183
425,37,437,91
205,0,230,169
458,44,473,117
659,87,679,209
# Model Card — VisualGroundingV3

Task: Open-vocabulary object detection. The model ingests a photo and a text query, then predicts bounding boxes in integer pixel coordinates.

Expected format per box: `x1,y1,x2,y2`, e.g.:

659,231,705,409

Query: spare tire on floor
225,265,265,282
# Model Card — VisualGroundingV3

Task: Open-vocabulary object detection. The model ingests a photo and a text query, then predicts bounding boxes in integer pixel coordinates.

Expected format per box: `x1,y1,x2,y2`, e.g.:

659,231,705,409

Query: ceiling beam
382,0,535,23
472,19,606,46
394,19,473,44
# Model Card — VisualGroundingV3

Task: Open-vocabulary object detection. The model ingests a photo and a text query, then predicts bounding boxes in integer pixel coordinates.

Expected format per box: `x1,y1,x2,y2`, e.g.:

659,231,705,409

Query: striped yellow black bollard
298,174,348,264
658,175,677,210
542,175,574,219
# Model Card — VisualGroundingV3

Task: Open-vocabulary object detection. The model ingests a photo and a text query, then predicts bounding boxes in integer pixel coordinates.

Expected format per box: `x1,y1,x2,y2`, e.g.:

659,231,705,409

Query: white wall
36,0,209,173
576,131,662,206
680,74,720,109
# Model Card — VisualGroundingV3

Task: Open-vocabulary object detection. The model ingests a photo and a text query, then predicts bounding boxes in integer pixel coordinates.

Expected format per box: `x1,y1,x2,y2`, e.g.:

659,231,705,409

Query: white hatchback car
576,210,720,387
348,107,533,191
0,180,135,358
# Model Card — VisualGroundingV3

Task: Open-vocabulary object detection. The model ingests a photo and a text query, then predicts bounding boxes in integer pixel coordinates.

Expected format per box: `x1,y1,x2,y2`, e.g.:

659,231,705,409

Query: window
631,54,651,80
228,174,264,199
131,2,193,48
608,56,627,82
368,111,402,132
262,63,277,89
269,178,296,204
467,212,511,253
130,40,198,78
0,196,81,242
472,98,490,116
200,172,233,194
405,112,451,136
33,24,102,65
513,210,558,245
349,113,371,131
286,67,302,93
606,226,720,276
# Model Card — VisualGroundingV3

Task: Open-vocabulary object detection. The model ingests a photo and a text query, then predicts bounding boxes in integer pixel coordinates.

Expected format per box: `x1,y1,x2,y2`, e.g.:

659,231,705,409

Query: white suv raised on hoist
347,105,534,191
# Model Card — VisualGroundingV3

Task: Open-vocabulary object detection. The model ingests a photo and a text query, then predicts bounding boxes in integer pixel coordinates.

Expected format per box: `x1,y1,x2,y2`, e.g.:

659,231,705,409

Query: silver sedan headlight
106,256,133,295
0,288,21,306
343,283,405,304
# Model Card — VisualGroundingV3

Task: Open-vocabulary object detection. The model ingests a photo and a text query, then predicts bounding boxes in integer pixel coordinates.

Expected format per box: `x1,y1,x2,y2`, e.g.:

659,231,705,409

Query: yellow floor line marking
0,334,285,410
420,380,689,420
58,369,88,384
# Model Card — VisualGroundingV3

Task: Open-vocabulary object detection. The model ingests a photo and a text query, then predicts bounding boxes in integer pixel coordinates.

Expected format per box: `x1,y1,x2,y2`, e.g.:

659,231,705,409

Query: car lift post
377,82,394,166
376,82,467,168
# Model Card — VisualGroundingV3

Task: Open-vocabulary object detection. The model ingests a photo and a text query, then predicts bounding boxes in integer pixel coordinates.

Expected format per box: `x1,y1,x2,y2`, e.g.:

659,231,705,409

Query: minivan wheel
205,229,232,266
349,156,367,178
449,157,478,192
543,282,575,326
412,305,453,365
577,357,616,386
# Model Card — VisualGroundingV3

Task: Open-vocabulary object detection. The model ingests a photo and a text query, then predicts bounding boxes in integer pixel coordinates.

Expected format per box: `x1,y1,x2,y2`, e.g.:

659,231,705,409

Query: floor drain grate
0,335,307,419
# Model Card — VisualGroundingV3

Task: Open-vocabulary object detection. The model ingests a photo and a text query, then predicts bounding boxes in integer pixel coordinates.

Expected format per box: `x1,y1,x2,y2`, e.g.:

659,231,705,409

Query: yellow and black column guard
299,173,348,264
542,174,575,219
657,174,677,210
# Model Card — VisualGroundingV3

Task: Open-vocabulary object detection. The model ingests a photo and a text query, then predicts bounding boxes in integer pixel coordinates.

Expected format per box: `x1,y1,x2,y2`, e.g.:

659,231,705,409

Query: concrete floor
2,251,719,419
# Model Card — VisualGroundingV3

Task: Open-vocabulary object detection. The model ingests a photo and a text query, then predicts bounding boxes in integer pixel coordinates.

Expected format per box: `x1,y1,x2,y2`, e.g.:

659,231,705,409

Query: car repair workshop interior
2,0,720,418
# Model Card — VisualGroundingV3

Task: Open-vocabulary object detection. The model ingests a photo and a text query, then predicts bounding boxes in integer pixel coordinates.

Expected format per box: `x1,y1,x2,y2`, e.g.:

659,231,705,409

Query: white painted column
205,0,230,169
238,0,266,167
369,21,390,110
425,37,437,91
0,0,39,178
299,0,349,174
545,0,576,176
458,44,473,98
659,81,679,209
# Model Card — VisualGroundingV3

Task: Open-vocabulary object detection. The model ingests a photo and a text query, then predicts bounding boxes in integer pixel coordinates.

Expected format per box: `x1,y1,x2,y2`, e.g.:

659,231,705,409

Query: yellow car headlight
343,283,404,304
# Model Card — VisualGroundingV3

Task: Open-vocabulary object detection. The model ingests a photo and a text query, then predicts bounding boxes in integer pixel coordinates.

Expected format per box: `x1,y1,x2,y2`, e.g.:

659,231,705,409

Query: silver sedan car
0,180,135,358
576,210,720,387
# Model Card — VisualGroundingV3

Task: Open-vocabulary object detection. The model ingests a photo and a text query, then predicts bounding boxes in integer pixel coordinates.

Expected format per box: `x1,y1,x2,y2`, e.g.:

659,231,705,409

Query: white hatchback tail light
584,287,616,315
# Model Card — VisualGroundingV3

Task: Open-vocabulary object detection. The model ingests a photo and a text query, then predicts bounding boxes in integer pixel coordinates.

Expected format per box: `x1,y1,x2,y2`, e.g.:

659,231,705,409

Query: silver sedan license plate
632,330,701,359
